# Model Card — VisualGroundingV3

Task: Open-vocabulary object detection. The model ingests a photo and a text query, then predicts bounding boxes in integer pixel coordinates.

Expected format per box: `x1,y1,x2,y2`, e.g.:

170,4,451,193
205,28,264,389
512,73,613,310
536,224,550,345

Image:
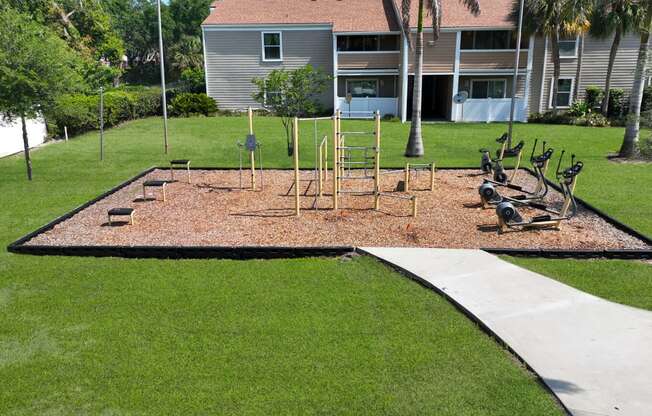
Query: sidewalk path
360,248,652,416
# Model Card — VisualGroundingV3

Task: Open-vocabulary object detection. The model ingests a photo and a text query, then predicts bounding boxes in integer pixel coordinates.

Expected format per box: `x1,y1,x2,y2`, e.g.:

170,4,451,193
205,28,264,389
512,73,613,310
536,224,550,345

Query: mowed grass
0,116,650,413
505,257,652,311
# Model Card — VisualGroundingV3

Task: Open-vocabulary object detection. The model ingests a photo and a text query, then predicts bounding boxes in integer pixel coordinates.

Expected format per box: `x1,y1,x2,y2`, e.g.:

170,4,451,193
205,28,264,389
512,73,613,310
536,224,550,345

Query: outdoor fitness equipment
404,162,436,192
479,139,554,207
479,133,509,173
236,107,264,190
479,133,525,184
495,151,583,233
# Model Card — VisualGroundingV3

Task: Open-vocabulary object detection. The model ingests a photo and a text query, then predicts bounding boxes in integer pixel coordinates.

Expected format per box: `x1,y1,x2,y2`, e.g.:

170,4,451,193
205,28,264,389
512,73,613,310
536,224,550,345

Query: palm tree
521,0,592,115
401,0,480,157
590,0,640,115
619,0,652,158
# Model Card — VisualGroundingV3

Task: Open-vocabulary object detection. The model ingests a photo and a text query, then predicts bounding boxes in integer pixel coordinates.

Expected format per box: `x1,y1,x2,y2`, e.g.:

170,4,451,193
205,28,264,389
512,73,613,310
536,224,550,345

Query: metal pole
507,0,525,149
157,0,169,154
293,117,300,216
99,87,104,161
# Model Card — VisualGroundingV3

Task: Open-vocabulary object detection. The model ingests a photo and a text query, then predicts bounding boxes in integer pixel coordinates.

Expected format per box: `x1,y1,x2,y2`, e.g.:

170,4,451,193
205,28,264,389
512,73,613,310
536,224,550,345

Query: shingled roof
398,0,515,29
203,0,401,33
203,0,514,32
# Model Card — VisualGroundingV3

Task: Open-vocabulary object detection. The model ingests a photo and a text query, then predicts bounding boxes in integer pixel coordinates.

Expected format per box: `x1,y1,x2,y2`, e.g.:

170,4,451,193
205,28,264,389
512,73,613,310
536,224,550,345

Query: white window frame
549,77,575,108
345,78,379,98
470,79,507,99
558,36,579,59
261,31,283,62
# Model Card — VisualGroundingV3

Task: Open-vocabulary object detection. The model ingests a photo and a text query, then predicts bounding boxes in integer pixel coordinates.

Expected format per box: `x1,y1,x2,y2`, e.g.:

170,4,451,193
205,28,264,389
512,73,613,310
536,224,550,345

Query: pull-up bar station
292,110,419,217
236,107,264,190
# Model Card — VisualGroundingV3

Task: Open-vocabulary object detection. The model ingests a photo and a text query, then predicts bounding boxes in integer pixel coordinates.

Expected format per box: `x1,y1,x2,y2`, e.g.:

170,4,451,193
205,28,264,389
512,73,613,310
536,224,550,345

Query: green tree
169,35,203,76
619,0,652,158
0,8,84,180
400,0,481,157
589,0,641,115
521,0,593,114
252,65,331,156
169,0,211,41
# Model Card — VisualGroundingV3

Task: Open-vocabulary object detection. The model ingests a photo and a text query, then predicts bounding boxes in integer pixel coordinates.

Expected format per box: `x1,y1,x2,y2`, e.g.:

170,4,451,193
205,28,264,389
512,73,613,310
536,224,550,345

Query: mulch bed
23,168,650,250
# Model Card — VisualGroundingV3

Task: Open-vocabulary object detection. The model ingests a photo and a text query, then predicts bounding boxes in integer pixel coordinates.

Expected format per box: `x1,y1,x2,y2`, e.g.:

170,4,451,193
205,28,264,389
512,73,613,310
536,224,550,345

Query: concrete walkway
360,248,652,416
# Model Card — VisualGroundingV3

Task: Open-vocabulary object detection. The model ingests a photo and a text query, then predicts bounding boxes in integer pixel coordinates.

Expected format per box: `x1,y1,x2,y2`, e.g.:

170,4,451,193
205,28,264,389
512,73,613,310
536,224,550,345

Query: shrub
48,87,163,138
608,88,627,118
528,111,573,125
169,93,218,117
573,113,611,127
180,68,206,94
567,100,590,117
585,86,603,110
642,86,652,113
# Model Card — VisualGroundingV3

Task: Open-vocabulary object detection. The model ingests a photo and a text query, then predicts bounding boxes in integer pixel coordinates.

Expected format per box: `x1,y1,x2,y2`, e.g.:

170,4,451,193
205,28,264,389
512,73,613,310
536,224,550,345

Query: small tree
0,8,84,180
252,65,331,156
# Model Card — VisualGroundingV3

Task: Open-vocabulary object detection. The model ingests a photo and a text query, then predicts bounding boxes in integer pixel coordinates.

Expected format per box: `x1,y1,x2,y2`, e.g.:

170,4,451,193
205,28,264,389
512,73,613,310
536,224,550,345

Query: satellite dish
454,91,469,104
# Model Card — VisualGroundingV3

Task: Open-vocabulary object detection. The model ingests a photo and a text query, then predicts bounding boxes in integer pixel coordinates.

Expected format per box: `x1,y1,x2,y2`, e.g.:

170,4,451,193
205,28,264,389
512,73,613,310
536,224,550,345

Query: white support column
538,36,549,113
523,34,536,121
201,27,209,96
400,35,409,123
333,33,338,113
451,31,462,122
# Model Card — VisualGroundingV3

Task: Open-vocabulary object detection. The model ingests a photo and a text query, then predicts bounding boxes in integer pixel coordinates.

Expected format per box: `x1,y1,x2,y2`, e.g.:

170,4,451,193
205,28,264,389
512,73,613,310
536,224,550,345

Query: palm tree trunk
601,28,621,116
405,0,425,157
21,114,33,181
619,19,651,158
550,32,561,115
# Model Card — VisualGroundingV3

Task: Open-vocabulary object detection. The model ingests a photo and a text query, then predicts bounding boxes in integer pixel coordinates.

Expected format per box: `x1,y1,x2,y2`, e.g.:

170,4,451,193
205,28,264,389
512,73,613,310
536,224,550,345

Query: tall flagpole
508,0,525,149
157,0,169,154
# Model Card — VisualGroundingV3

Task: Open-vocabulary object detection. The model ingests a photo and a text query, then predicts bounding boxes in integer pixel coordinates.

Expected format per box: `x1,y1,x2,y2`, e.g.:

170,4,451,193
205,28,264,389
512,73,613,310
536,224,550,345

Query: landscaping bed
18,168,651,252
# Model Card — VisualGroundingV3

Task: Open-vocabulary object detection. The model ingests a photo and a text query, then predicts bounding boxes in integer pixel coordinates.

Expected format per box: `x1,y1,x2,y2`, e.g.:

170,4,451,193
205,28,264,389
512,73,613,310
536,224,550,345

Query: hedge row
48,87,163,137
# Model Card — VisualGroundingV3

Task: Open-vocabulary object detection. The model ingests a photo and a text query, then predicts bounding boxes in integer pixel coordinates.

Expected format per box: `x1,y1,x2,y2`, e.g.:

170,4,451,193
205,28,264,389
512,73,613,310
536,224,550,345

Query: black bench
170,159,191,183
107,208,135,225
142,180,168,201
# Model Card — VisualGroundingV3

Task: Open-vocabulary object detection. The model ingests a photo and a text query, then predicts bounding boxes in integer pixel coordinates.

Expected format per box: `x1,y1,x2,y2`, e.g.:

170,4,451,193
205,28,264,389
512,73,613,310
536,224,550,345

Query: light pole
99,86,104,161
156,0,169,154
508,0,525,149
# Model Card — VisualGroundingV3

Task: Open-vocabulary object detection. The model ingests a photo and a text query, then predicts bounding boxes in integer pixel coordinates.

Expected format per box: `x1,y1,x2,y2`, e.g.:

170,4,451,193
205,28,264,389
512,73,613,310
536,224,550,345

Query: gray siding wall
203,29,334,110
534,33,645,113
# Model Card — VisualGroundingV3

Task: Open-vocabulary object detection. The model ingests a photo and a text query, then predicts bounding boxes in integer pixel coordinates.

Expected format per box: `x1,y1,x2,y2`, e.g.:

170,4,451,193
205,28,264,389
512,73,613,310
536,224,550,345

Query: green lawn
1,116,650,414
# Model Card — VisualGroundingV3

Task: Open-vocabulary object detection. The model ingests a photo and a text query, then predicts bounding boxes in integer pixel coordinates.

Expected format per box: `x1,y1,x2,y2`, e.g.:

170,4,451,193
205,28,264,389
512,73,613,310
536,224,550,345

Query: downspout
574,34,585,101
451,31,461,121
401,34,409,123
201,26,209,95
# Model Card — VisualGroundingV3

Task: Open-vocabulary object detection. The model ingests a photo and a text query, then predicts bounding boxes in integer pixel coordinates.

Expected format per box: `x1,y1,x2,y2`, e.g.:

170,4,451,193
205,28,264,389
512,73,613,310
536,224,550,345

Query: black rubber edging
357,247,573,416
6,166,652,260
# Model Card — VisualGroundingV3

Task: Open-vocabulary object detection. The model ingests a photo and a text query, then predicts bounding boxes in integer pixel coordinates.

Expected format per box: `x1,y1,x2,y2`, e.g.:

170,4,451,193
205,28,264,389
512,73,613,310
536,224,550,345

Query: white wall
0,118,47,158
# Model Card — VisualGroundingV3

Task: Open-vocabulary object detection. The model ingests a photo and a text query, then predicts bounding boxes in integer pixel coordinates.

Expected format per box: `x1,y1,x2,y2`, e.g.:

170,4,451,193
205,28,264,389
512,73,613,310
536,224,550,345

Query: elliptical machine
479,133,525,184
479,139,554,207
494,151,583,233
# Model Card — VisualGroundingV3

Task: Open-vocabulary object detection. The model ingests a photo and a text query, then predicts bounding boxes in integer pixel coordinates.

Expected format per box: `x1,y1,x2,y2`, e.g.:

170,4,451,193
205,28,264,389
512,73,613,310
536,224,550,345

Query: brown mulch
25,169,650,250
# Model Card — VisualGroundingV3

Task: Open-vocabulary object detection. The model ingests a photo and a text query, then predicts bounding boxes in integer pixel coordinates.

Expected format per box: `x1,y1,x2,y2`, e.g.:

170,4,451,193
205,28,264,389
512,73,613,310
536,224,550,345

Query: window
337,35,399,52
550,78,574,107
558,36,578,58
461,31,529,50
262,32,282,61
470,79,506,99
346,79,378,97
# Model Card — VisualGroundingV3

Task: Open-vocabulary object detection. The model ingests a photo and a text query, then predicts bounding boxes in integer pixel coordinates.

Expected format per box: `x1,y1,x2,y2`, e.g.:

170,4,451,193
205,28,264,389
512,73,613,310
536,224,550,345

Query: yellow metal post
404,163,410,191
294,117,300,216
332,113,339,210
374,111,381,210
248,107,256,190
430,162,436,191
318,143,323,197
411,196,418,217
